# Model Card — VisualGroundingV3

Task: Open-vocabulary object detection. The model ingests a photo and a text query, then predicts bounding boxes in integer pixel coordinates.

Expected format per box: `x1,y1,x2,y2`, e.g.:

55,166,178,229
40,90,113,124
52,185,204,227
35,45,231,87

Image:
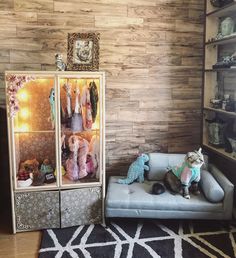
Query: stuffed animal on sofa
164,148,204,199
118,154,149,185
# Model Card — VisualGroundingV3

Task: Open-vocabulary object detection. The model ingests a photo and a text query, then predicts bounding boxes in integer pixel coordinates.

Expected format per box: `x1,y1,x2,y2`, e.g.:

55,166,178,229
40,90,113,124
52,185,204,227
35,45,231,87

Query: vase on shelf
206,119,227,147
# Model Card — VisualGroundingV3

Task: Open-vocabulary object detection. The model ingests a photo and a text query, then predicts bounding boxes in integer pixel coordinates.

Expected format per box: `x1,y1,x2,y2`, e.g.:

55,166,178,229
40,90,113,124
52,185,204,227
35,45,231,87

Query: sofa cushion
147,153,208,181
106,176,222,212
200,170,224,203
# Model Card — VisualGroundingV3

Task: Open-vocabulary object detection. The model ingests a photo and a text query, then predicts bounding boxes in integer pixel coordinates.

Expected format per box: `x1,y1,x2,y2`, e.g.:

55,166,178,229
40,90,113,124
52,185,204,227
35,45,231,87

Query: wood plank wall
0,0,204,175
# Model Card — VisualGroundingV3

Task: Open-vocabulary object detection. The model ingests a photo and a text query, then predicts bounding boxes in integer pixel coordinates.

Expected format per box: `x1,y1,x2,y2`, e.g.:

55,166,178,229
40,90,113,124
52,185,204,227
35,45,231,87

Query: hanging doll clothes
66,135,89,181
88,81,99,123
87,134,100,178
71,86,83,132
63,82,73,128
81,85,93,130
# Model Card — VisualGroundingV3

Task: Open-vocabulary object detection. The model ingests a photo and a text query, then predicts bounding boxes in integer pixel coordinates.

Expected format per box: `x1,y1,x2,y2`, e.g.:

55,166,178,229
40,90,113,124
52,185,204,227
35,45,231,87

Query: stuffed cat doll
118,154,149,185
164,148,204,199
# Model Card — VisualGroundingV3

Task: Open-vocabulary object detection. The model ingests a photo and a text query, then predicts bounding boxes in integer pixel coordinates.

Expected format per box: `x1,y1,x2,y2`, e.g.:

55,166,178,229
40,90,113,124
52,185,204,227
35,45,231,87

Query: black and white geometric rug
39,219,236,258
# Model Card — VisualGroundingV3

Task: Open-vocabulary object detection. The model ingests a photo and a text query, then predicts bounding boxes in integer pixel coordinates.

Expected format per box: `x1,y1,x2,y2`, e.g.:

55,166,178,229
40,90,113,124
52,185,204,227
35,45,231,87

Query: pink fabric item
180,166,192,186
86,153,95,174
65,158,79,181
78,139,89,178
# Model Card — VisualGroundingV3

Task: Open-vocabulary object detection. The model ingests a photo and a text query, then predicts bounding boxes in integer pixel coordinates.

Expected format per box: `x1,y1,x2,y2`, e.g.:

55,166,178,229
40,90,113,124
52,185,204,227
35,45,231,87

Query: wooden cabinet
203,1,236,162
5,71,105,233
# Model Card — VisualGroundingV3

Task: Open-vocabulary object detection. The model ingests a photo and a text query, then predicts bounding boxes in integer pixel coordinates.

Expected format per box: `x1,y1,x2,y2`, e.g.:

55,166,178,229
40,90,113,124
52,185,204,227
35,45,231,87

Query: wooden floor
0,212,41,258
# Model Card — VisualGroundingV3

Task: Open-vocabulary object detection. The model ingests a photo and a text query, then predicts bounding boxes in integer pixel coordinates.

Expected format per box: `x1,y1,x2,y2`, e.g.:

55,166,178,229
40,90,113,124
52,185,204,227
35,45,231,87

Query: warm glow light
18,90,29,102
19,108,30,119
92,120,99,130
18,123,29,132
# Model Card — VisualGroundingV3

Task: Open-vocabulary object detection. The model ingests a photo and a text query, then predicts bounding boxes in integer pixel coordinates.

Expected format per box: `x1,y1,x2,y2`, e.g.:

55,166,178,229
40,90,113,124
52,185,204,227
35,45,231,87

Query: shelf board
205,67,236,72
203,143,236,162
204,107,236,117
15,182,58,192
14,130,55,134
206,1,236,17
205,34,236,46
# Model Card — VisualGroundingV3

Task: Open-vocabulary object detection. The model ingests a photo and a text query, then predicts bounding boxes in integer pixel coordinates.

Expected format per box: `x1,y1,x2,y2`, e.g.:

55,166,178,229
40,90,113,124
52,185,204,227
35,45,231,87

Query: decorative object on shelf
6,74,35,117
222,94,235,111
220,17,235,37
55,53,67,71
81,84,93,130
227,137,236,157
118,153,149,185
67,32,100,71
206,118,226,147
212,52,236,69
210,98,222,109
210,0,233,7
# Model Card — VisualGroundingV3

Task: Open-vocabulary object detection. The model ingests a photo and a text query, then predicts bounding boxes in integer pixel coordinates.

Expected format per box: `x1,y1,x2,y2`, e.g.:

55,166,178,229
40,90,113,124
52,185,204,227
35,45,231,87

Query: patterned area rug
39,219,236,258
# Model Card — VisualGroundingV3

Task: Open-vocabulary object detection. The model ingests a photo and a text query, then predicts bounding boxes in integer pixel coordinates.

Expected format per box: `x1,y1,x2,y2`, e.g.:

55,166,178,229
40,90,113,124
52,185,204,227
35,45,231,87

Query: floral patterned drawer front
15,191,60,232
61,187,102,228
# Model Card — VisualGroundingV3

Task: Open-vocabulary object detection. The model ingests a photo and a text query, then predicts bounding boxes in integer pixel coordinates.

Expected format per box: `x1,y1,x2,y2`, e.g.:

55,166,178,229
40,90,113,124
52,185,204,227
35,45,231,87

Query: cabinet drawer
61,187,102,228
15,191,60,232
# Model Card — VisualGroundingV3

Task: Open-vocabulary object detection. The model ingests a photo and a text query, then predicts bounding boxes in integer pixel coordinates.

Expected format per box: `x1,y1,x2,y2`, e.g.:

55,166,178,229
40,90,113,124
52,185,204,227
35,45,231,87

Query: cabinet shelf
205,67,236,72
204,107,236,117
15,182,58,192
203,143,236,163
206,2,236,17
14,130,55,134
205,34,236,46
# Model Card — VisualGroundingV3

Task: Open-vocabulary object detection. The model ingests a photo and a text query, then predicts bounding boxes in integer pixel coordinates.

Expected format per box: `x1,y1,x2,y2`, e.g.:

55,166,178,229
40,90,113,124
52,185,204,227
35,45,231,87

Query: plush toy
164,148,204,199
118,154,149,185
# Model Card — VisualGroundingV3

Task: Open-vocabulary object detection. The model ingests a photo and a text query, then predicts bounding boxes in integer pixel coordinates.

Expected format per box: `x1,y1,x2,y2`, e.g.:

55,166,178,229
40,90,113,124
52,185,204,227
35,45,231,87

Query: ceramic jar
221,17,234,37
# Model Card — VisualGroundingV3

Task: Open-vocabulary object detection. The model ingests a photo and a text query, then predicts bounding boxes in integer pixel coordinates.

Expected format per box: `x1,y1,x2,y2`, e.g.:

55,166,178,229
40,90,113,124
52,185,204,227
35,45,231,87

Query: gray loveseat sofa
105,153,234,220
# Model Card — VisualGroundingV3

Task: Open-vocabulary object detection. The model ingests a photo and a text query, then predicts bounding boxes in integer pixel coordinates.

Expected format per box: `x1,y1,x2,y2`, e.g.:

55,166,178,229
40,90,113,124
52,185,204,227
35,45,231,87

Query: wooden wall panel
0,0,204,176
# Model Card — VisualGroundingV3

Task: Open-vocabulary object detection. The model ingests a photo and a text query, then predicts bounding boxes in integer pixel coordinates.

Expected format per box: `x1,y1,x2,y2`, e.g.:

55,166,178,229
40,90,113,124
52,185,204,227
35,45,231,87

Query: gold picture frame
67,32,100,71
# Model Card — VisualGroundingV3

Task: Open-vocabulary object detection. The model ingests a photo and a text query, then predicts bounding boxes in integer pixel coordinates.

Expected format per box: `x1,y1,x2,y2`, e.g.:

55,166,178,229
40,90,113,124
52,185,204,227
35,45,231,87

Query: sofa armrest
209,164,234,219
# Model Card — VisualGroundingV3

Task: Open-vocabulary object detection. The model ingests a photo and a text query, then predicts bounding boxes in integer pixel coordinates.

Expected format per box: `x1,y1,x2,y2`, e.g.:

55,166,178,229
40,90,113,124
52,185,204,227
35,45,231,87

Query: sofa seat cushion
106,176,222,213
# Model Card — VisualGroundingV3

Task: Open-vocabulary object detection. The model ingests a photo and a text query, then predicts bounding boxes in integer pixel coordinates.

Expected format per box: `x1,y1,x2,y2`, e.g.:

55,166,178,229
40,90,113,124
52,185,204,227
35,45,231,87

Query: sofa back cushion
147,153,208,181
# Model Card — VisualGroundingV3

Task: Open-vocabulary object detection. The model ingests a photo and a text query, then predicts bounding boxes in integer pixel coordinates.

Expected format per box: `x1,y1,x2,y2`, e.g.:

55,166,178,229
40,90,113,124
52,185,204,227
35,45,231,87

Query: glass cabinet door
58,76,102,186
7,75,58,190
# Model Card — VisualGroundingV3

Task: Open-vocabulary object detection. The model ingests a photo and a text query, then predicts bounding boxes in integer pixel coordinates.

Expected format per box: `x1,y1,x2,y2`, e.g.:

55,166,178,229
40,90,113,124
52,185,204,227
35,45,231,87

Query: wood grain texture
0,0,205,176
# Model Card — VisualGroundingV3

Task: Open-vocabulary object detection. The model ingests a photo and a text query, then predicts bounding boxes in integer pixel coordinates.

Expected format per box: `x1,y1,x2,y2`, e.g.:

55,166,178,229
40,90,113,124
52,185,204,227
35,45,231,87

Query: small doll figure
40,159,54,174
40,159,56,184
63,82,72,127
55,53,66,71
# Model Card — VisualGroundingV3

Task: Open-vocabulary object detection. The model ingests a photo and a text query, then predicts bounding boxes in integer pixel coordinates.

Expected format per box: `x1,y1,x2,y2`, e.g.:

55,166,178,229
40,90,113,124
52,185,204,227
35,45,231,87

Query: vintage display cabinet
5,71,105,233
203,1,236,162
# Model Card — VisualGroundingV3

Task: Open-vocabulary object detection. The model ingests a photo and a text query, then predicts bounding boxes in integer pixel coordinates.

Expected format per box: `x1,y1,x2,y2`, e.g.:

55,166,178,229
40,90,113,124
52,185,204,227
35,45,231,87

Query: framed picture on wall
67,32,100,71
